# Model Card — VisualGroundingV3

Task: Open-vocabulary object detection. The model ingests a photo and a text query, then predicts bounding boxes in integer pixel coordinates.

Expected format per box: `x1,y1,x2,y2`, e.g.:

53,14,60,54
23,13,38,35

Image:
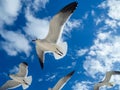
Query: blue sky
0,0,120,90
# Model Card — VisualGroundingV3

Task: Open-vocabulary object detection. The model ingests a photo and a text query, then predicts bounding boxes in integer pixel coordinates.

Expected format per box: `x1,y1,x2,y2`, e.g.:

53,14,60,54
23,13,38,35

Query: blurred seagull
48,70,75,90
94,71,120,90
0,62,32,90
32,2,78,69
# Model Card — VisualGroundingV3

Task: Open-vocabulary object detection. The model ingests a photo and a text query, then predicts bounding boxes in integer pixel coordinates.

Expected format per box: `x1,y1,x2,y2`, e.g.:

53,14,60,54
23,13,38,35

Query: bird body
0,62,32,90
94,71,120,90
94,82,113,90
33,1,78,69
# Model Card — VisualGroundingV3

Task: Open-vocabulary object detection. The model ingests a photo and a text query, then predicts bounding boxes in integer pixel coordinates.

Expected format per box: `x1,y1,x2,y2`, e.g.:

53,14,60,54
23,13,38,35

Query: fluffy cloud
24,7,49,39
64,19,82,35
84,31,120,78
83,0,120,81
79,0,120,89
32,0,49,11
9,65,19,74
0,30,31,56
72,81,92,90
77,48,88,57
99,0,120,20
0,0,21,24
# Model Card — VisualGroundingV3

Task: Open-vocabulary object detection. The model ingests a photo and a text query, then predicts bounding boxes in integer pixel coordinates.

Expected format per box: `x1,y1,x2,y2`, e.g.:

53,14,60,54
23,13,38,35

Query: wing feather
16,62,28,77
0,80,21,90
36,45,44,69
52,71,74,90
45,2,78,43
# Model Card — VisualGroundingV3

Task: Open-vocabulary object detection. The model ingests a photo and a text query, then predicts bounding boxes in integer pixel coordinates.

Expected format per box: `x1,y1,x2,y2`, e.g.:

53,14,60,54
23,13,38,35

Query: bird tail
22,76,32,89
53,42,67,59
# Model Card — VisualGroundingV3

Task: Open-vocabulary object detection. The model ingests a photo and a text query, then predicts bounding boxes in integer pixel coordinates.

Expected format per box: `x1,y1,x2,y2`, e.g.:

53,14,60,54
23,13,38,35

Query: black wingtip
22,62,28,66
60,1,78,13
68,70,75,76
39,59,44,69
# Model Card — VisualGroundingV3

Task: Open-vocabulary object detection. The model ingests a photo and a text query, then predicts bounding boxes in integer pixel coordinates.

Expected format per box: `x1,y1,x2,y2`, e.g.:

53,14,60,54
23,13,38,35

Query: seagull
0,62,32,90
32,2,78,69
94,71,120,90
48,70,75,90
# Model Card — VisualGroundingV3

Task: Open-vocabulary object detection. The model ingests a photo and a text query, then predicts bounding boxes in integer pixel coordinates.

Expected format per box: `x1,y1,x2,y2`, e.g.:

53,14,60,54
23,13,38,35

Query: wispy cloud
63,19,82,35
72,81,92,90
0,30,31,56
45,73,57,82
0,0,21,25
0,0,32,57
32,0,49,11
24,7,49,39
82,0,120,81
77,48,88,57
9,65,19,74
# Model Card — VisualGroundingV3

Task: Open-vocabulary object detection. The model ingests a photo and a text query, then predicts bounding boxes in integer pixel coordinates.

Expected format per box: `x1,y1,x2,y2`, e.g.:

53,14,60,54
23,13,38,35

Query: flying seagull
48,70,75,90
0,62,32,90
94,71,120,90
32,2,78,69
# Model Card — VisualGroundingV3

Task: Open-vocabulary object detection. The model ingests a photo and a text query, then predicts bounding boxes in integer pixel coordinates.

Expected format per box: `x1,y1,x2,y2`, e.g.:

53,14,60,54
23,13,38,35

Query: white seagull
48,70,75,90
0,62,32,90
32,2,78,69
94,71,120,90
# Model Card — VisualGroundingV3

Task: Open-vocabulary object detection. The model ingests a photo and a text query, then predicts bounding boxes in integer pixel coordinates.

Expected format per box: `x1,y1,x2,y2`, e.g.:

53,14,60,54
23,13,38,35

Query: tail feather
53,42,67,59
22,76,32,89
22,84,29,90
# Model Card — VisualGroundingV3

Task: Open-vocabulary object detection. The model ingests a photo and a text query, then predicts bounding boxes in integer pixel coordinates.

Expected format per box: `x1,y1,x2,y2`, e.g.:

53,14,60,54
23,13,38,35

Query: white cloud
64,19,81,35
83,0,120,79
46,73,57,81
105,19,117,28
0,0,21,24
24,7,49,39
72,81,92,90
84,31,120,78
99,0,120,20
77,48,88,56
38,78,43,82
32,0,49,11
107,0,120,20
61,19,81,41
9,66,19,74
0,30,31,56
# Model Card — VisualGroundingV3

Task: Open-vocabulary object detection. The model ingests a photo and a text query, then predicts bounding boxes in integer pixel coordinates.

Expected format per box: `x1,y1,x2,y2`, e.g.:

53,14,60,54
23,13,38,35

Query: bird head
32,38,39,42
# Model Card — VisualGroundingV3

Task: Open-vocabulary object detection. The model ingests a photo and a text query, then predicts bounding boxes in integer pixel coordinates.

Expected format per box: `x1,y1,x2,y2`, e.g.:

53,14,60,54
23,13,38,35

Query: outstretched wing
16,62,28,77
103,71,120,82
45,2,78,43
52,71,75,90
36,45,44,69
0,80,21,90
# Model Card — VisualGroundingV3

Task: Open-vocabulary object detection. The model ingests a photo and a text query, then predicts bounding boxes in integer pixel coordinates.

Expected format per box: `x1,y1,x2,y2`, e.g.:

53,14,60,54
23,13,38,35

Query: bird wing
36,45,44,69
52,71,74,90
45,2,78,43
16,62,28,77
0,80,21,90
94,83,100,90
103,71,120,82
111,71,120,75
